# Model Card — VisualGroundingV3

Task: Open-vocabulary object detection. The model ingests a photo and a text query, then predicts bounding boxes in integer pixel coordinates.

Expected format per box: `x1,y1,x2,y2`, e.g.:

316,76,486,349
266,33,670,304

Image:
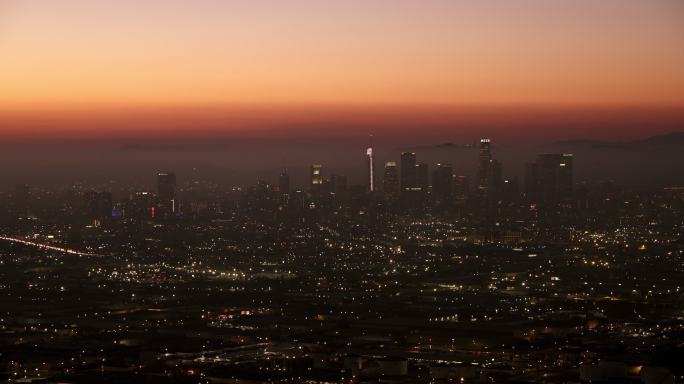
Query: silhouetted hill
548,132,684,150
544,132,684,187
402,142,476,151
639,131,684,145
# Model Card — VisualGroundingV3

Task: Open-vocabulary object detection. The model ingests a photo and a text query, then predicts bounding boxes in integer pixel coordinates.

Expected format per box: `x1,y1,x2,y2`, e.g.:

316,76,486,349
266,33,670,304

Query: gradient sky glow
1,0,684,140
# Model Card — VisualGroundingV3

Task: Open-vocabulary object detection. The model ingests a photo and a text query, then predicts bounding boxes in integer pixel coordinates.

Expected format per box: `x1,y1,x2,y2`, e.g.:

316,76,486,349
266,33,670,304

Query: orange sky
1,0,683,139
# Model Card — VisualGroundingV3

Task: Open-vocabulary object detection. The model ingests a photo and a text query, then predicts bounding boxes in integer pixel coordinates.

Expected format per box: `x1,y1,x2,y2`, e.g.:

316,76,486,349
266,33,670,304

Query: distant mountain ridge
548,132,684,149
401,142,476,151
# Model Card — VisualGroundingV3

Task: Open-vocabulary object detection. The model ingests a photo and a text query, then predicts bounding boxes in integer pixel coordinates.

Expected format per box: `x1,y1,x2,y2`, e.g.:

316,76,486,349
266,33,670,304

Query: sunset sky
1,0,684,141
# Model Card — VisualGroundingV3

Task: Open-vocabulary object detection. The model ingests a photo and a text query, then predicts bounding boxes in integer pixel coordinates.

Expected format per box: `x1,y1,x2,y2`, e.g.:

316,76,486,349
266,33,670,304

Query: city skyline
1,130,684,191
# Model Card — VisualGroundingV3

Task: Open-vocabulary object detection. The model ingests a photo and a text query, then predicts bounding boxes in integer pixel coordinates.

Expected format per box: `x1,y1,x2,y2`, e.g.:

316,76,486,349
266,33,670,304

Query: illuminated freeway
0,236,101,257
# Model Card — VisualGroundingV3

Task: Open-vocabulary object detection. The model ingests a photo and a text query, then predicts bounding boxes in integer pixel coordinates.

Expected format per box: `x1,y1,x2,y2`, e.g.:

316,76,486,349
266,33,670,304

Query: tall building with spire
477,138,492,191
477,138,502,195
366,146,375,192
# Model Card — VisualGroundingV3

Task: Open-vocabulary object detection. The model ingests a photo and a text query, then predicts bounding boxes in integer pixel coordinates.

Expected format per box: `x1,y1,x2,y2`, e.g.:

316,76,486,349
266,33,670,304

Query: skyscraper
88,191,113,226
311,164,323,194
454,175,470,200
416,163,429,191
525,153,574,204
476,138,503,195
400,152,417,192
524,162,539,201
432,163,453,204
366,147,375,192
489,159,503,192
539,153,573,203
383,161,400,199
477,138,492,191
157,172,176,201
157,172,177,216
128,191,155,221
330,174,348,196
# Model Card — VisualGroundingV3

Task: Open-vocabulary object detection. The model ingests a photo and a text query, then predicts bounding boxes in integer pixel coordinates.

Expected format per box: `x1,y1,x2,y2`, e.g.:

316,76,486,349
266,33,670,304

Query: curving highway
0,236,101,257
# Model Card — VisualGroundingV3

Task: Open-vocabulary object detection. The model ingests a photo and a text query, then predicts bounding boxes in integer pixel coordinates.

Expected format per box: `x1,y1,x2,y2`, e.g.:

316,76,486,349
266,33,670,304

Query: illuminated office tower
366,147,375,192
400,152,417,192
477,138,492,191
310,164,323,194
383,161,400,199
476,138,503,195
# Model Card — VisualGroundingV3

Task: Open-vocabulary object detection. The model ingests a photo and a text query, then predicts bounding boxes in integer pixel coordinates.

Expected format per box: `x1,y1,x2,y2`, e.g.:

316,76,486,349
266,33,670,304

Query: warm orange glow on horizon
1,0,683,139
1,103,683,142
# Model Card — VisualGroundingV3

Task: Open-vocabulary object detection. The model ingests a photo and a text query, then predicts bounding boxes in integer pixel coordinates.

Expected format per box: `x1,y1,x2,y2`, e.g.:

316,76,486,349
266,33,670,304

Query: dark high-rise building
489,159,503,191
279,170,290,195
157,172,177,217
383,161,400,199
539,153,573,203
416,163,429,191
502,177,520,202
525,153,574,204
454,175,470,200
330,174,348,195
432,163,453,203
524,162,539,201
157,172,176,200
400,152,417,192
88,191,113,226
288,189,306,212
255,180,271,194
128,191,155,220
366,147,375,192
